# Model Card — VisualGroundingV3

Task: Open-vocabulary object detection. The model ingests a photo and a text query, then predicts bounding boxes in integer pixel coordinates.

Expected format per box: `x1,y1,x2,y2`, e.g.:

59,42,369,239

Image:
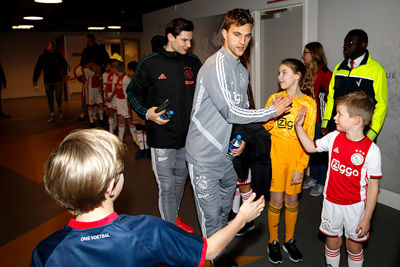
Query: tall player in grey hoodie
185,8,292,266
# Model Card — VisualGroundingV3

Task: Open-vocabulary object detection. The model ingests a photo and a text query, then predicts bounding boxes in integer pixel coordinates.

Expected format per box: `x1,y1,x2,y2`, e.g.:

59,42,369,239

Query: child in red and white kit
112,61,136,142
295,91,382,267
85,63,104,128
103,61,117,133
126,61,150,158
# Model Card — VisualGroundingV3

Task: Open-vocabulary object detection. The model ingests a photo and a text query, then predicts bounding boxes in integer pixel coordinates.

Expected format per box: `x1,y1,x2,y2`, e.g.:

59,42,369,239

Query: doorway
105,38,141,70
251,5,304,108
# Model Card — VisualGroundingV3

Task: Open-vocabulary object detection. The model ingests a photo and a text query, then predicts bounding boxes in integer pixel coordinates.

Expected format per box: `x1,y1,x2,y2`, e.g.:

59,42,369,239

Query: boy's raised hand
295,106,307,127
237,193,265,223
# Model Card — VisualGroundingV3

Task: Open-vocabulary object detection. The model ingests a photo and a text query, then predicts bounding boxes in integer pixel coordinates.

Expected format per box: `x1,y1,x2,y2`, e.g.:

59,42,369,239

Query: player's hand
321,128,330,136
232,140,246,157
271,94,293,116
237,193,265,223
294,106,307,127
356,218,370,238
146,106,169,125
33,82,39,91
291,170,303,185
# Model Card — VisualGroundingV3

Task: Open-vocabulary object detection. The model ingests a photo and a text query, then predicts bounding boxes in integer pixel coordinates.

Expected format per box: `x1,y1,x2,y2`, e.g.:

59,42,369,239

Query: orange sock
268,203,282,243
284,203,298,242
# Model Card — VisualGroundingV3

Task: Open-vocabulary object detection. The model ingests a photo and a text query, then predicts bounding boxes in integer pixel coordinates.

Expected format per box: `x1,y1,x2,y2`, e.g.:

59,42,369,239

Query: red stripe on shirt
198,237,207,267
68,212,119,229
370,175,382,179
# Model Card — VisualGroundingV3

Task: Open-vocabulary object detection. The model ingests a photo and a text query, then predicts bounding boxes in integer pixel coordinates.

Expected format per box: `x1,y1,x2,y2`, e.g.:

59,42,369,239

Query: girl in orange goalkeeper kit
264,58,316,264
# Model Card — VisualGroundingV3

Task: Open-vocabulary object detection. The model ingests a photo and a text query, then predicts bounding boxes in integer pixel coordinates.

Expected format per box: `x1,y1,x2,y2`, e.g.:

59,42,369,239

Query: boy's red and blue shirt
31,212,207,267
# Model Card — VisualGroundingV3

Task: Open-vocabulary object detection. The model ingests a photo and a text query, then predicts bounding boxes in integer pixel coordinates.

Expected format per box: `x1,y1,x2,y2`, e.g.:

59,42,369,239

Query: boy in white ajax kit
294,91,382,267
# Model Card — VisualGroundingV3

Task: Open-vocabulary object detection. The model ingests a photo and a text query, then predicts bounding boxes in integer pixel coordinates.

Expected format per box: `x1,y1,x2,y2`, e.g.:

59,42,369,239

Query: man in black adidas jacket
127,18,201,232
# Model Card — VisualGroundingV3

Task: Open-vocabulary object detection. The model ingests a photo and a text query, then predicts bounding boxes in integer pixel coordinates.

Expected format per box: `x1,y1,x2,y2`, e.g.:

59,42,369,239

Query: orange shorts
270,135,304,195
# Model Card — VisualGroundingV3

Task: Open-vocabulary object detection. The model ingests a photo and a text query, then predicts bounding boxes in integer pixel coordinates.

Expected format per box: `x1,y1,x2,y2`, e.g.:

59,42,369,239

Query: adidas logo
158,73,167,79
333,147,339,153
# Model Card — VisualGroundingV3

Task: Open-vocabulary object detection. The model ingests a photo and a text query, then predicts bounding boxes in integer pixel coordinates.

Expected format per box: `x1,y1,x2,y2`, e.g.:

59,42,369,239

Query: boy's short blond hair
44,129,126,215
335,91,375,127
112,60,124,73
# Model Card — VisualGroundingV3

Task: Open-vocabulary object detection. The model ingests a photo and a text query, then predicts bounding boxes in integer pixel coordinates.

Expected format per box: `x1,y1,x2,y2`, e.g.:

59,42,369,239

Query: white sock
232,188,241,214
108,117,114,132
325,246,340,267
113,112,117,129
137,131,145,149
98,109,104,120
119,126,125,141
88,109,94,123
241,189,253,201
144,132,148,149
347,249,364,267
129,125,137,140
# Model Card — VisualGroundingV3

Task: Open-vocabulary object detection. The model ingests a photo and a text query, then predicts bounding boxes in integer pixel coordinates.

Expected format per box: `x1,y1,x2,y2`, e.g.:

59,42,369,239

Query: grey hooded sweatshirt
185,47,277,167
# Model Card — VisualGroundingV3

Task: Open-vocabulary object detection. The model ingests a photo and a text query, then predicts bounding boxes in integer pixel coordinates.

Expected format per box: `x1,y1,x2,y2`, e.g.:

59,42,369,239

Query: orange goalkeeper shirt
264,91,317,171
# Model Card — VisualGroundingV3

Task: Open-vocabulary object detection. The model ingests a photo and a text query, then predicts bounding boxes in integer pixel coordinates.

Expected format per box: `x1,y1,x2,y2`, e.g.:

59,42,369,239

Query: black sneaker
213,255,238,267
267,240,283,264
283,239,303,262
135,149,146,159
236,220,255,236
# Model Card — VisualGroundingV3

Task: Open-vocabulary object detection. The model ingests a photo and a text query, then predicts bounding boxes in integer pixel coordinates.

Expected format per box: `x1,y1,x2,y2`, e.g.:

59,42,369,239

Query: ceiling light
108,26,121,29
12,25,34,30
23,16,44,20
34,0,62,3
87,26,105,30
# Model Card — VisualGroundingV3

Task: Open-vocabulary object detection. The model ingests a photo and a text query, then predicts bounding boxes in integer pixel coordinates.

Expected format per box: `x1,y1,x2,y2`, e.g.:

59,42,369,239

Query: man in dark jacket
127,18,201,233
78,34,109,122
80,34,109,69
33,41,68,122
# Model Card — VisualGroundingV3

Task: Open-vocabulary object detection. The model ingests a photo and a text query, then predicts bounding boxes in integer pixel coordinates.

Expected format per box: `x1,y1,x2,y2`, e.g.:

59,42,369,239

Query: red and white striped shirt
315,131,382,205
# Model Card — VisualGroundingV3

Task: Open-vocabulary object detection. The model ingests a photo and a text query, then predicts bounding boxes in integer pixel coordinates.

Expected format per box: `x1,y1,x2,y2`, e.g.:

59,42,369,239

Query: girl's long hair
305,41,328,74
281,58,314,98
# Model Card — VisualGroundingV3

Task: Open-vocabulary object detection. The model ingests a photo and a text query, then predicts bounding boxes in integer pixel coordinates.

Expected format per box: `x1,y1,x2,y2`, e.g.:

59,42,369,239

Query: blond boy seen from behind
31,129,265,267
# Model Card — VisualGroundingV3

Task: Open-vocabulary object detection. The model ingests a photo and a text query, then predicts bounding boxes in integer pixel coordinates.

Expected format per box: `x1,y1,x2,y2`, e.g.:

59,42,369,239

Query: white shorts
319,198,368,242
87,87,103,105
116,98,131,119
105,92,117,109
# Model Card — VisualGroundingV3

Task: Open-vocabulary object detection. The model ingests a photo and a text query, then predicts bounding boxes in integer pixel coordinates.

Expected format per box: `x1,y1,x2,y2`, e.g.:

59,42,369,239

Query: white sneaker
302,177,316,189
48,113,55,123
309,184,324,196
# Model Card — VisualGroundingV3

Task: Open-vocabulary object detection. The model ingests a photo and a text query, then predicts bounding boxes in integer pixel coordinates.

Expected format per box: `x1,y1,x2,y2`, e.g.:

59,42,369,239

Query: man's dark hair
347,29,368,44
222,8,254,31
127,61,138,72
165,18,194,38
151,35,167,53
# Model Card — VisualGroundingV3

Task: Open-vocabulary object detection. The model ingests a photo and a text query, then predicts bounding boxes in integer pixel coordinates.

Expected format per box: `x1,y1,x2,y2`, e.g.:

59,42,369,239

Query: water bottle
160,110,174,120
226,134,242,160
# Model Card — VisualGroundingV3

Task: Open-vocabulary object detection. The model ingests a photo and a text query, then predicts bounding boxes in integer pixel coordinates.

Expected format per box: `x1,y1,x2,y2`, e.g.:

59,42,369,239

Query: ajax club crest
351,152,364,166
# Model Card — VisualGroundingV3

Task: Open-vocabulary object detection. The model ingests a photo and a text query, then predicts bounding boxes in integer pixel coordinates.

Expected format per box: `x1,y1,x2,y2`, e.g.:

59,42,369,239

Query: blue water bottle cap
168,110,174,116
236,134,242,140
